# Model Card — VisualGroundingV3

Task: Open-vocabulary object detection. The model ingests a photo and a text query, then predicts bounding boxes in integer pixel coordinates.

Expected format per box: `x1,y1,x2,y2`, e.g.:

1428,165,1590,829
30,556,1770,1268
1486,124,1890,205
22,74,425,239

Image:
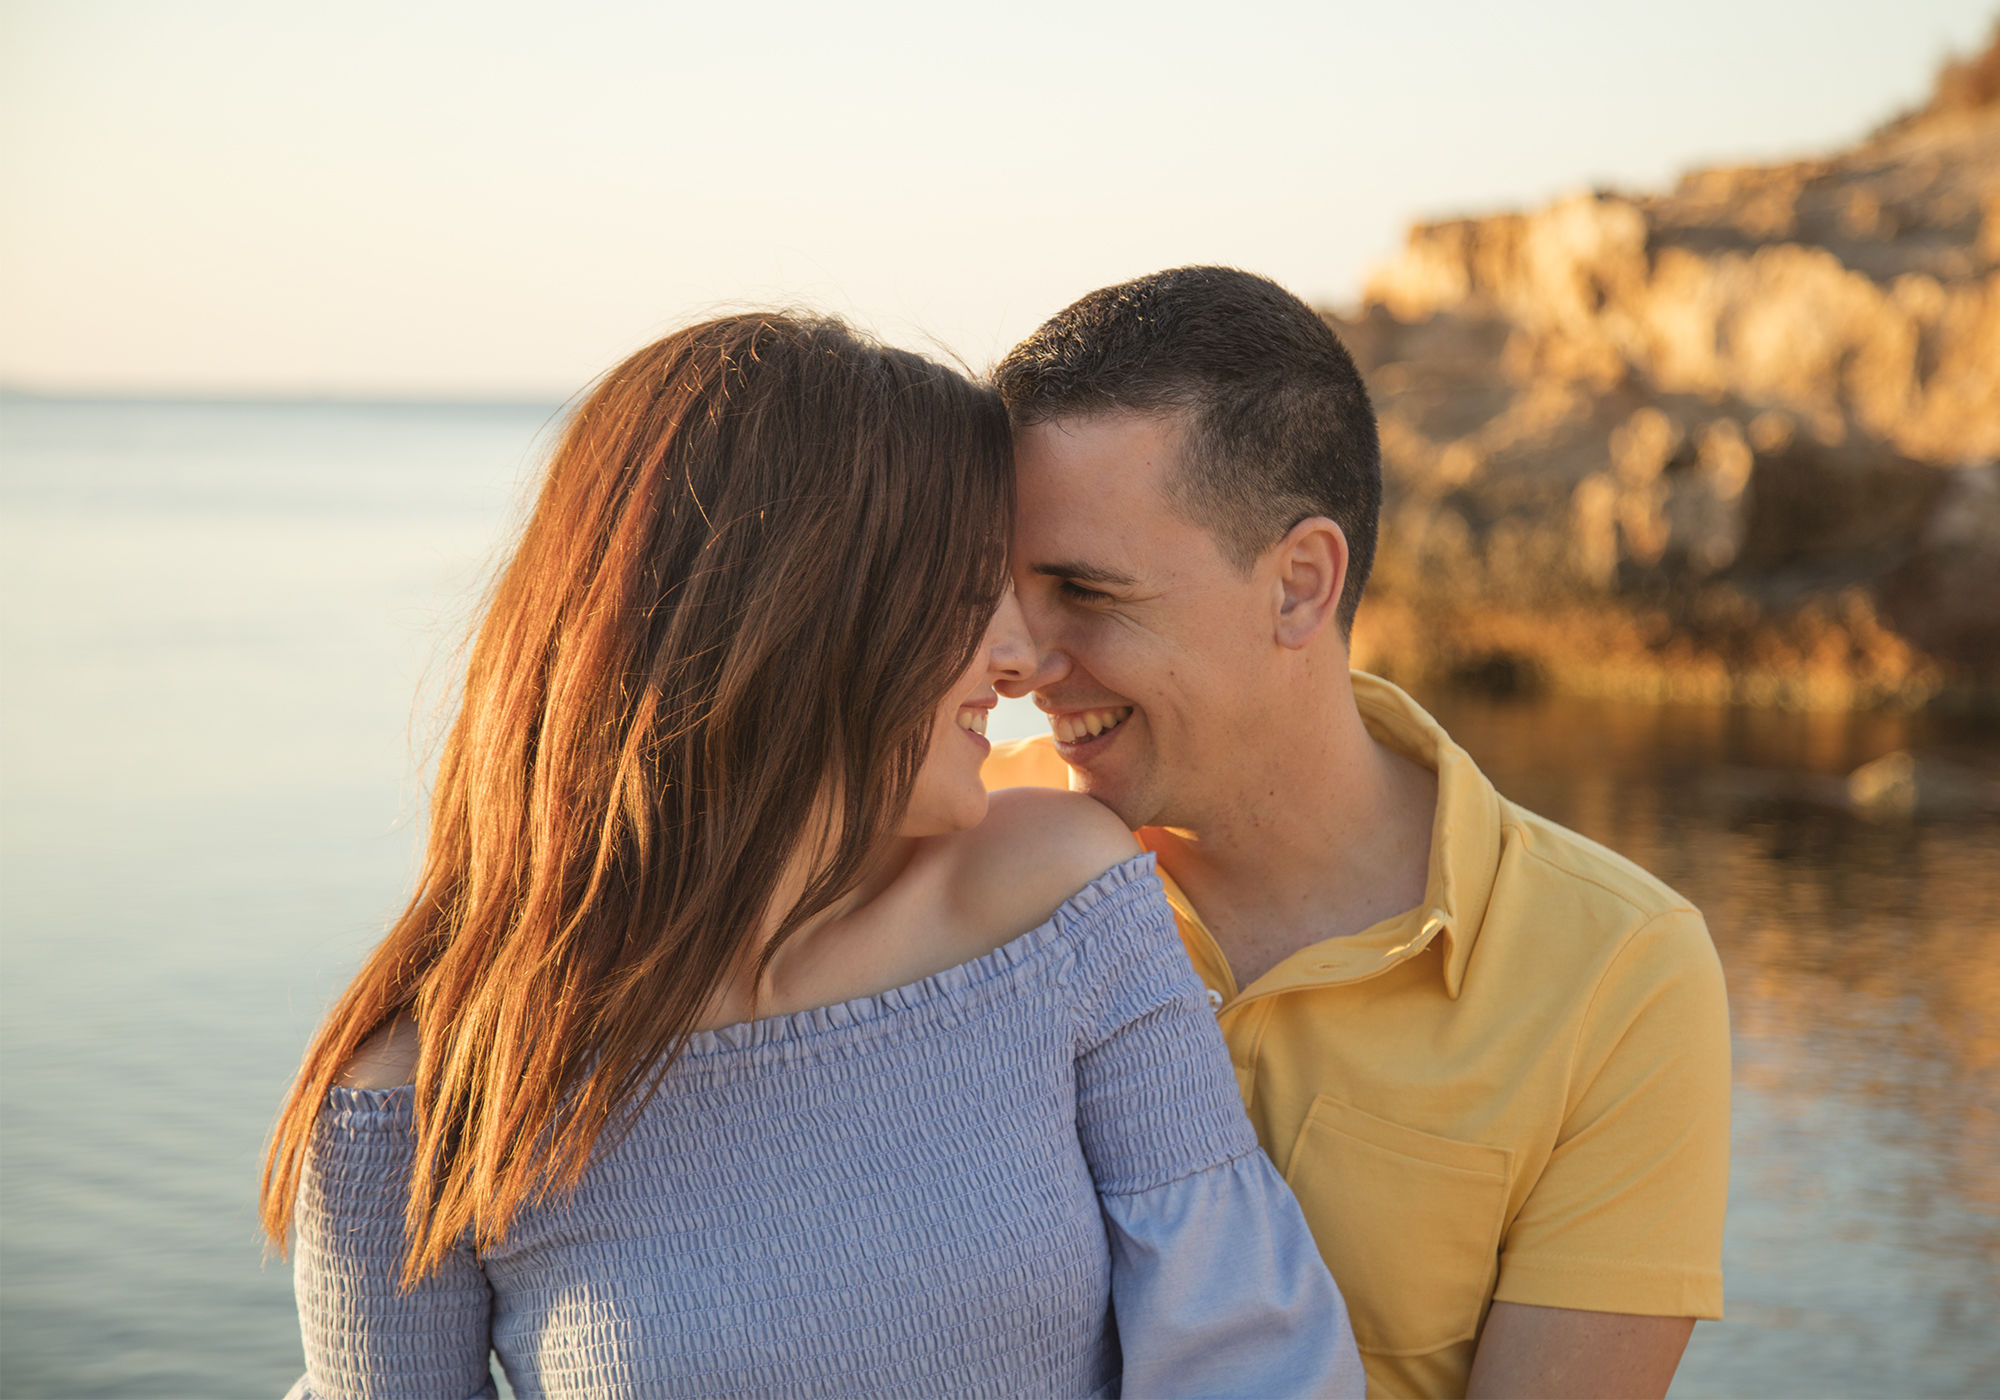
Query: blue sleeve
1070,862,1366,1399
287,1087,497,1400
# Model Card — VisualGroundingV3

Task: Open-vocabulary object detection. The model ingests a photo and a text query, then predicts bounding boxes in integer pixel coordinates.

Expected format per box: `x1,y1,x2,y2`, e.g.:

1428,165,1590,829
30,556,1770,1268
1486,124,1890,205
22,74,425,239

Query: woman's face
898,589,1036,838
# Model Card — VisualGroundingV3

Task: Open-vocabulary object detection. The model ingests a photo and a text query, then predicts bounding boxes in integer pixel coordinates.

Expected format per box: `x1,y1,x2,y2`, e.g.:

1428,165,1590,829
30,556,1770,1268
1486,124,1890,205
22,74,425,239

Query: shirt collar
1151,672,1502,1005
1351,672,1501,1000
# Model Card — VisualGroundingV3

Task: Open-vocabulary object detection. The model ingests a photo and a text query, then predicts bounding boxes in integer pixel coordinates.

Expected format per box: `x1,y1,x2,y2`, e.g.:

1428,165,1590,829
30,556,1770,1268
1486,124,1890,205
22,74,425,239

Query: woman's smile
955,700,993,749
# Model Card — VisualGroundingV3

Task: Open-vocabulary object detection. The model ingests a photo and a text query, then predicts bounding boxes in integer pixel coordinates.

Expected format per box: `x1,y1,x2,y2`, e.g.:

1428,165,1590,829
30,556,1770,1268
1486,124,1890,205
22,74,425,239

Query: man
983,267,1729,1399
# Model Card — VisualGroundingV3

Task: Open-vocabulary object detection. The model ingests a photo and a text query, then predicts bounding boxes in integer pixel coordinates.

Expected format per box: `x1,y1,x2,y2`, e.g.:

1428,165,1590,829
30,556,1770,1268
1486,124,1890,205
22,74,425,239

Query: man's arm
1473,907,1729,1395
1467,1303,1693,1399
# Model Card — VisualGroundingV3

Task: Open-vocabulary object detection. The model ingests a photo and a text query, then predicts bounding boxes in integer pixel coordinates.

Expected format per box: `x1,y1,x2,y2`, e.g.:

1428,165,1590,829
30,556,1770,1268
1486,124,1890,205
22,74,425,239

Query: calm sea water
1,399,1995,1397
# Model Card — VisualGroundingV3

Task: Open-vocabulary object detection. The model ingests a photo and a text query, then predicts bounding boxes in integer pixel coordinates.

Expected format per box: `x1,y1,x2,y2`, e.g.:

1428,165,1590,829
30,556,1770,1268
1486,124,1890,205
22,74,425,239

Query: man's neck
1145,679,1438,990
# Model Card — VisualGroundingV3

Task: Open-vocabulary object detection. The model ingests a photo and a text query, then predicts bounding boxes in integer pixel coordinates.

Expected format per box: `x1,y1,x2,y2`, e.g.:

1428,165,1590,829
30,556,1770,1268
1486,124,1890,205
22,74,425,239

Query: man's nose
996,645,1069,699
985,589,1067,698
993,623,1069,699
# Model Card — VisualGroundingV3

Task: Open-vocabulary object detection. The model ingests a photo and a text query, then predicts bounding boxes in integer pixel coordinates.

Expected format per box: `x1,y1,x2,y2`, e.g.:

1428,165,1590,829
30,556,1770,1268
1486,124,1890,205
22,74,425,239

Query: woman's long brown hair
260,314,1013,1283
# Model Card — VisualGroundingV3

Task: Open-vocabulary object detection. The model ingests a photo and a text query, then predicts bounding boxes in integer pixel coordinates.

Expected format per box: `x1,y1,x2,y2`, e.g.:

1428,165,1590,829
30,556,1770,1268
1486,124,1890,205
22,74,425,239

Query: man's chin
1060,767,1154,832
1048,714,1157,824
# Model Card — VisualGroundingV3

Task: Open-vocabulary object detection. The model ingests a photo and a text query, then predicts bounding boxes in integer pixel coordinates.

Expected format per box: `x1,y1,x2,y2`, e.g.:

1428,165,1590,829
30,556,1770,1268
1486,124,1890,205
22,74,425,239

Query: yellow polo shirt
984,673,1729,1399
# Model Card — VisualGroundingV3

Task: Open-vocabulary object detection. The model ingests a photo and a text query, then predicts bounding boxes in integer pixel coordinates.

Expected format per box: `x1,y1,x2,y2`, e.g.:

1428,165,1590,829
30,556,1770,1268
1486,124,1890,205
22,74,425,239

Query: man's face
1008,412,1277,830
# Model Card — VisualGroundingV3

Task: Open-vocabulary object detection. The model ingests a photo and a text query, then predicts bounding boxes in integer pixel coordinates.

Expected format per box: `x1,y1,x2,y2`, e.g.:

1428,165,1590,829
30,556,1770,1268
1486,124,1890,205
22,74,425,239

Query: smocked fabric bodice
287,856,1364,1399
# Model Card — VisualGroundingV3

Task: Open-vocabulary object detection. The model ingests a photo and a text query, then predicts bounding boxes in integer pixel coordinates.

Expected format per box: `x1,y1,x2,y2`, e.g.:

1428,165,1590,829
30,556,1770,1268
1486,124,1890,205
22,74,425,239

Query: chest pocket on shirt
1283,1095,1513,1358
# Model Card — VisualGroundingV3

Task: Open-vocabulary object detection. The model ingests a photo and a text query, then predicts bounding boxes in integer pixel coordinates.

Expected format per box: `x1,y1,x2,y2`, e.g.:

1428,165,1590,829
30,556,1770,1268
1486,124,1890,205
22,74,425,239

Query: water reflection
1413,687,2000,1397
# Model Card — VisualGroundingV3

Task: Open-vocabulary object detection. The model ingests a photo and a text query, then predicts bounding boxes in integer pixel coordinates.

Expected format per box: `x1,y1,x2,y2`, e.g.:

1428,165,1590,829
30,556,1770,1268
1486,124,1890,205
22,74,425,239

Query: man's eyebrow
1030,560,1139,588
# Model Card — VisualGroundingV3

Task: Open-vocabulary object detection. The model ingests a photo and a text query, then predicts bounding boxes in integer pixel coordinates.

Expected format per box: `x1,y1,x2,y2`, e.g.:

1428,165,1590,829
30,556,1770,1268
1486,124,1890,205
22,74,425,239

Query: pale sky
2,0,1992,397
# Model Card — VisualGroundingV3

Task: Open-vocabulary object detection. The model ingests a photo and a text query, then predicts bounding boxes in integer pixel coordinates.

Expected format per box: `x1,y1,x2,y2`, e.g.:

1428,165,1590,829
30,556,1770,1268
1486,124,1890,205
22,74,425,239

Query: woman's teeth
1052,707,1132,743
956,709,988,736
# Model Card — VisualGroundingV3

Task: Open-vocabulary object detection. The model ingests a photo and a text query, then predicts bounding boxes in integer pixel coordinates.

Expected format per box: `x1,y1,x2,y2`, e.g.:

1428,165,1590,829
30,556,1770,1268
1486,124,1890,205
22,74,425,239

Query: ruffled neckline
325,852,1158,1105
680,851,1155,1056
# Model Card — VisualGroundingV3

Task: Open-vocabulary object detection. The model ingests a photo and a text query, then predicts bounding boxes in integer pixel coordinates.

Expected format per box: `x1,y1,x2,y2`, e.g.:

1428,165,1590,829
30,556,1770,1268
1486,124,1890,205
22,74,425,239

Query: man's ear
1271,517,1348,650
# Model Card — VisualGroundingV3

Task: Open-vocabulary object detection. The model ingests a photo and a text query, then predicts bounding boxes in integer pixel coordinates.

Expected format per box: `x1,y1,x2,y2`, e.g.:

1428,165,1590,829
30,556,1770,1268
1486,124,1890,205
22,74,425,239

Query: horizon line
0,383,573,411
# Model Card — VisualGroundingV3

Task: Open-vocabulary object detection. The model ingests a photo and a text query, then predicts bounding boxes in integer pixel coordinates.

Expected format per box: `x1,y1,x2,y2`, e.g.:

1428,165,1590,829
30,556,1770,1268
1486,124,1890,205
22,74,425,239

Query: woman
263,314,1362,1398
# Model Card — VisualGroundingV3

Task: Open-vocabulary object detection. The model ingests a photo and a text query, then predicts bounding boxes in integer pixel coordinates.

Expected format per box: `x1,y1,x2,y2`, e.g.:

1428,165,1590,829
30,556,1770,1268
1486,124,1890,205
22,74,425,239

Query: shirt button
1206,987,1225,1010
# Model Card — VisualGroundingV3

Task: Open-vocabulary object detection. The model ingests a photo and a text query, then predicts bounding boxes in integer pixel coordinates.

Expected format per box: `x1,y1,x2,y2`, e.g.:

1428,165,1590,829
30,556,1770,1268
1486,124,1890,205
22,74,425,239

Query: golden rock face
1336,31,2000,711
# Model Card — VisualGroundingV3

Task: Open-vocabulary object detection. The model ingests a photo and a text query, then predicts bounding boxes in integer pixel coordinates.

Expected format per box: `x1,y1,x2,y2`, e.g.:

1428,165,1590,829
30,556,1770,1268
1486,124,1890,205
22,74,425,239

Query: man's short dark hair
995,266,1380,633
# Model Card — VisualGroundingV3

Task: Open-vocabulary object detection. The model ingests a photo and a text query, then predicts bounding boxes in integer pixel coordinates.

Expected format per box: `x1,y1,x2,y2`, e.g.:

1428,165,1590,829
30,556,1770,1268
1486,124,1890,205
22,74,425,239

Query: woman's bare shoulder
336,1015,420,1090
978,785,1139,865
940,788,1143,938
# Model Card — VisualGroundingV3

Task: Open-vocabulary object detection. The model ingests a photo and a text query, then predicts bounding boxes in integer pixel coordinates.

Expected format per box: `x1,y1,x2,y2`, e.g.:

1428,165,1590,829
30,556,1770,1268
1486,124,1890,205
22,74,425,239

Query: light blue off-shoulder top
287,855,1364,1398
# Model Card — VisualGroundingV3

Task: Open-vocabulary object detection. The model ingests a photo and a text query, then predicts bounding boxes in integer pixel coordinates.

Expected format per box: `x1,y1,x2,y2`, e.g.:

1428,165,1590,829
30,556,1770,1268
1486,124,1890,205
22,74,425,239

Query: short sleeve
1492,907,1732,1318
288,1087,498,1400
1070,866,1365,1397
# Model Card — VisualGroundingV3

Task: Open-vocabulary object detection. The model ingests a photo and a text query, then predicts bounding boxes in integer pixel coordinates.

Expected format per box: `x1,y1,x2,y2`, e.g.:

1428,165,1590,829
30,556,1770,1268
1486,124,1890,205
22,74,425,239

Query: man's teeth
956,709,988,736
1052,707,1133,743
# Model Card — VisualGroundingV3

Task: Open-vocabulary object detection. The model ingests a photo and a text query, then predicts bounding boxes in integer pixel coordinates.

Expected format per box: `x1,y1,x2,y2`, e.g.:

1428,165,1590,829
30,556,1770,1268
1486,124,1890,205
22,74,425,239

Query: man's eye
1057,580,1110,604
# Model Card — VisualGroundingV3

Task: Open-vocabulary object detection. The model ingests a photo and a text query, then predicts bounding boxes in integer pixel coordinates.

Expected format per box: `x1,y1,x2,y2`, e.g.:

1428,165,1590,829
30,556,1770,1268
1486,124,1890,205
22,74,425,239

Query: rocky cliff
1336,29,2000,709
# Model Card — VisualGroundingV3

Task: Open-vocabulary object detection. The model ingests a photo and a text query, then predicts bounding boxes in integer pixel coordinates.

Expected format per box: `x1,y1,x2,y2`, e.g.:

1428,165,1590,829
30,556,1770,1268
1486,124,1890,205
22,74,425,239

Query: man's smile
1043,704,1134,746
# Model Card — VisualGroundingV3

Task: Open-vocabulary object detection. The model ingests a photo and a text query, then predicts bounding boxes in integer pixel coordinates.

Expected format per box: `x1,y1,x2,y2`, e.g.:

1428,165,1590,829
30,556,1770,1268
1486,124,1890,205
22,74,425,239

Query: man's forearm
1466,1301,1694,1400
